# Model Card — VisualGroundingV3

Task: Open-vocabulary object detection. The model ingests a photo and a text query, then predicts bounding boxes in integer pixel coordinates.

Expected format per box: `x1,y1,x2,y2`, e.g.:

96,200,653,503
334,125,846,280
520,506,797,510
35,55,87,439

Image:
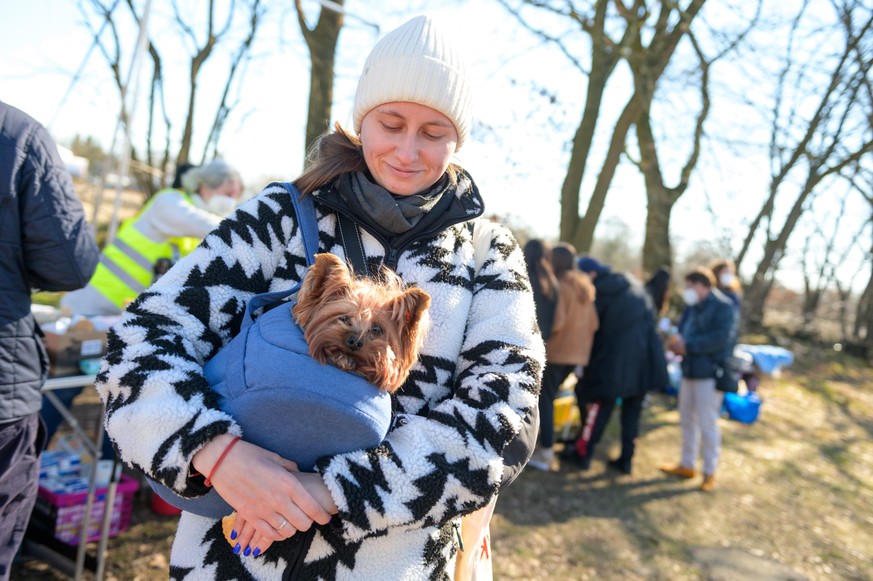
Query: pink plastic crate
33,474,139,545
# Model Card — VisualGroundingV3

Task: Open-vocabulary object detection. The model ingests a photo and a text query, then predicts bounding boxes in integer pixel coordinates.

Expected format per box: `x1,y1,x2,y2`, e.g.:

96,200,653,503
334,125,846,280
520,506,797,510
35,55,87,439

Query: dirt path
493,344,872,580
13,343,873,580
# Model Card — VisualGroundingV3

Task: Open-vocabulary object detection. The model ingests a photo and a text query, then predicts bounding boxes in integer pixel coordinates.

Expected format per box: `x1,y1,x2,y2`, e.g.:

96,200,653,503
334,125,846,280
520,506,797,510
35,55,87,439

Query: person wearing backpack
95,15,543,580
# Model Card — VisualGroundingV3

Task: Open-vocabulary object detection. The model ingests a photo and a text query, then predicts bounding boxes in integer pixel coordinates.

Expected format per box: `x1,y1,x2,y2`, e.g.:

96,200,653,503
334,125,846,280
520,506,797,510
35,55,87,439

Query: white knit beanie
353,15,473,150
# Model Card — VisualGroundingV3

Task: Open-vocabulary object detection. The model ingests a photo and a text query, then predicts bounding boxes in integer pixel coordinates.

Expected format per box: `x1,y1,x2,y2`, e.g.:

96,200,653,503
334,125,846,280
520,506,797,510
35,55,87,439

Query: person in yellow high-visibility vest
61,159,242,316
46,160,242,460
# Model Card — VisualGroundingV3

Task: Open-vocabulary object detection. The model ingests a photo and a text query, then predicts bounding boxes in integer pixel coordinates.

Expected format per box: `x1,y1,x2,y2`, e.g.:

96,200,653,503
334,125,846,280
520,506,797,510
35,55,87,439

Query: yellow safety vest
87,189,202,309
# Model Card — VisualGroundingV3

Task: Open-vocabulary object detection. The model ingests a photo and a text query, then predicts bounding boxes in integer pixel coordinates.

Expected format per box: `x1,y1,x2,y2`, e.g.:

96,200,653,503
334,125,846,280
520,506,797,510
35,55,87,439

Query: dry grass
13,341,873,580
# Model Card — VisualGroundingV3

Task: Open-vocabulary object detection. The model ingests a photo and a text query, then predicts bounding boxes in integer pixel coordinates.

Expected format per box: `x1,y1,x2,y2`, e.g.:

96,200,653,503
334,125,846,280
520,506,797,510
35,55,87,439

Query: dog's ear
293,253,353,325
390,287,431,339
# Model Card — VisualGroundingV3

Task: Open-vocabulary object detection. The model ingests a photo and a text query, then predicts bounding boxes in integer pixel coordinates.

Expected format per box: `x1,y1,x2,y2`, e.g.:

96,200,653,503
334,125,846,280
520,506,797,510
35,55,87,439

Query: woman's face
360,102,458,196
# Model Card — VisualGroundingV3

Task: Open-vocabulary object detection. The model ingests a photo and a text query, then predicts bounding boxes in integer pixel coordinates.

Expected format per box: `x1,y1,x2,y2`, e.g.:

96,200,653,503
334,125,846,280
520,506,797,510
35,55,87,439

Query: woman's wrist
192,433,238,476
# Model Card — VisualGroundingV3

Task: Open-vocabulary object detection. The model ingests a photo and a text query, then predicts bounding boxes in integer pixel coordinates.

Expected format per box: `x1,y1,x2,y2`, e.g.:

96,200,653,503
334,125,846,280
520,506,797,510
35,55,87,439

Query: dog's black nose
346,335,363,351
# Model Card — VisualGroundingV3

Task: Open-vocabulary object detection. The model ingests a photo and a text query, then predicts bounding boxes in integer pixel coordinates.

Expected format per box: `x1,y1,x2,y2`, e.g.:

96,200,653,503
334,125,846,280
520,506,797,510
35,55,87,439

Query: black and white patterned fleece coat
95,170,544,580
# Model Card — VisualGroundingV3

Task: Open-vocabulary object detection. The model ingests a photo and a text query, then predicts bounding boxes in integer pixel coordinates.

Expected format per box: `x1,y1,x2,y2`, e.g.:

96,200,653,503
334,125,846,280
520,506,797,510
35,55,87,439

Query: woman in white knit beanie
98,14,542,580
295,14,473,196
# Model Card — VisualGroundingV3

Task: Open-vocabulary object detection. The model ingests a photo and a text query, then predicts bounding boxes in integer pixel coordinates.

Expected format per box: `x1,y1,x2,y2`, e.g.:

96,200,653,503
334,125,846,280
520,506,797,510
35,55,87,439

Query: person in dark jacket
661,267,736,492
563,256,668,475
0,101,98,580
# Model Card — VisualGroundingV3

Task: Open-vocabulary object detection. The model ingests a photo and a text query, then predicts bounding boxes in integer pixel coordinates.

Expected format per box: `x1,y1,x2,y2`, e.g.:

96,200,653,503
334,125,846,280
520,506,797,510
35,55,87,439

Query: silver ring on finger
275,516,288,531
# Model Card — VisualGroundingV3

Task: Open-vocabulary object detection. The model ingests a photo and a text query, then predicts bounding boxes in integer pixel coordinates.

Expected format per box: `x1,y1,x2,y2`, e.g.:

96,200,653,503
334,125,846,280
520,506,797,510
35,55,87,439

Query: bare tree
739,0,873,330
295,0,345,157
81,0,265,193
500,0,724,270
799,194,854,329
631,2,762,275
122,0,171,189
201,0,265,163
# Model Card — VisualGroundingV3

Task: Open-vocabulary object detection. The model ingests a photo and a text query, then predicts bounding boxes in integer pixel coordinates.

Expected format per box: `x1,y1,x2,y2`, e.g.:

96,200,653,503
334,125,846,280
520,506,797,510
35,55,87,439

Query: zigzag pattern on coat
95,181,544,579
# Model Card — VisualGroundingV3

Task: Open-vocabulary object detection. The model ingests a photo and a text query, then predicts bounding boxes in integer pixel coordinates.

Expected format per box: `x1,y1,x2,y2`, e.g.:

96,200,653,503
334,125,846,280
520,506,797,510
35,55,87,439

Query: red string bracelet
204,436,241,487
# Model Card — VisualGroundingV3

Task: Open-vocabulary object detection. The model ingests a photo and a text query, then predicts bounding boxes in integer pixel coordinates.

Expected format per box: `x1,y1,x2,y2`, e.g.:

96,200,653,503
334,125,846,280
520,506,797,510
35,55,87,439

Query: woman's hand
226,472,338,557
192,436,334,552
296,472,338,515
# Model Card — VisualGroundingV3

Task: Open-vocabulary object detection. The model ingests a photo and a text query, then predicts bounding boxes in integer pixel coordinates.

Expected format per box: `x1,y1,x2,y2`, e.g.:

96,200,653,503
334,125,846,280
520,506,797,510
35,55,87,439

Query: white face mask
206,194,237,217
682,288,700,306
719,273,734,287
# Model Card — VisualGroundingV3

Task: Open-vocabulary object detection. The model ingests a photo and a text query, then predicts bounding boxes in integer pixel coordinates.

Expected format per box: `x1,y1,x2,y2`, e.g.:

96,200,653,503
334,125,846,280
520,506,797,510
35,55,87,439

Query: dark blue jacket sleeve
20,124,98,291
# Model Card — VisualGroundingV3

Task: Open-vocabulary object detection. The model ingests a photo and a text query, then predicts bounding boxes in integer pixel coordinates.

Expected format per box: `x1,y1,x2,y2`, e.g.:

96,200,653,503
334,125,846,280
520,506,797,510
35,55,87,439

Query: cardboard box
42,319,108,377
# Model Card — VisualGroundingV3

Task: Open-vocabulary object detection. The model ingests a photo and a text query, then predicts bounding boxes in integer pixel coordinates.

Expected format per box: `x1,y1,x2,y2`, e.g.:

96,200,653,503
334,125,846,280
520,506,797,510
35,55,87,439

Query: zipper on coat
452,520,464,552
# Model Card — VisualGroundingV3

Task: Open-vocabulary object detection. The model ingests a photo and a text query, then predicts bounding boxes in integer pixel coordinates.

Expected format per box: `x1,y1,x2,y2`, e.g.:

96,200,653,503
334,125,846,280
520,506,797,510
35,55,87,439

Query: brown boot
701,473,717,492
659,464,696,479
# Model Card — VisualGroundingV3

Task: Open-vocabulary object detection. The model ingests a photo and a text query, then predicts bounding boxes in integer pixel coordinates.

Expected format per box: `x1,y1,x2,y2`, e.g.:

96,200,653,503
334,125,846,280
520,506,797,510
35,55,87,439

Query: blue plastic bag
722,391,762,424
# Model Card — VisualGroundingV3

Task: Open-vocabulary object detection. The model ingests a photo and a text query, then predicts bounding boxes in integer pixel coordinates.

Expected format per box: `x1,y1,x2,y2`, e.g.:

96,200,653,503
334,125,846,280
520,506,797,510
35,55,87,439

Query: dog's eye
370,324,383,336
339,315,350,324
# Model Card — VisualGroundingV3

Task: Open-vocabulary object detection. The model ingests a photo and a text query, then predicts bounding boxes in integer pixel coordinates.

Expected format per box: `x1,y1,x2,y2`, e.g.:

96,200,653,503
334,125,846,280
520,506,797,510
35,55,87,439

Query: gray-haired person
60,158,243,317
48,159,243,461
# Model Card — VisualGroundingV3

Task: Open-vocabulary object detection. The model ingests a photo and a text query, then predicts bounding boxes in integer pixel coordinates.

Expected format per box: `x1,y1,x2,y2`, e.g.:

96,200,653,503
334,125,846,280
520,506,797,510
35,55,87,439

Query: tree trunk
854,235,873,341
571,95,642,252
642,189,673,275
801,286,821,328
559,84,609,246
176,34,217,167
559,0,617,244
742,177,814,329
297,1,344,158
854,273,873,341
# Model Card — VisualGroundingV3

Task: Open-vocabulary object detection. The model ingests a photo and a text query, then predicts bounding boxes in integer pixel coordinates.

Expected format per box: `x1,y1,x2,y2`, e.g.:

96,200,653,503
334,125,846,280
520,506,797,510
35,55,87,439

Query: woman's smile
360,102,458,196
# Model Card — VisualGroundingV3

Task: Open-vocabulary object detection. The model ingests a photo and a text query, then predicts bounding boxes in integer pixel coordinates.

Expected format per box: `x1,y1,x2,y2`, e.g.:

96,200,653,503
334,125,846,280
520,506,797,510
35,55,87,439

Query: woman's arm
315,223,544,541
96,185,310,494
97,185,335,541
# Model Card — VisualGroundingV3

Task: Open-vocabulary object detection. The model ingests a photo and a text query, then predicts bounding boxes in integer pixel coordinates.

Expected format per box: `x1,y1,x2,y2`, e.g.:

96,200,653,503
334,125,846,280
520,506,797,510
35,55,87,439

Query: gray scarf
337,172,449,235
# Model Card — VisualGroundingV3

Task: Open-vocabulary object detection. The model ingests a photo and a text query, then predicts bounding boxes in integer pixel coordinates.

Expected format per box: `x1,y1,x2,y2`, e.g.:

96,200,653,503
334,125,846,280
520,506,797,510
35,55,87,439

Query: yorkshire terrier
220,253,430,548
291,253,431,393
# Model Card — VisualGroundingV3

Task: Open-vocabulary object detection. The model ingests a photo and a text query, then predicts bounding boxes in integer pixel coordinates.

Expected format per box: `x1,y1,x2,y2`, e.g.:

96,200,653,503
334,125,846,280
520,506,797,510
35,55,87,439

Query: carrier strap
244,183,318,319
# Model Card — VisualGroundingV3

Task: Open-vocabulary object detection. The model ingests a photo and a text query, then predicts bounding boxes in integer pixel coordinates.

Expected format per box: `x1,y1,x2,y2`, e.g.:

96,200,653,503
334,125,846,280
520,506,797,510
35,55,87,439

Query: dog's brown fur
291,253,431,393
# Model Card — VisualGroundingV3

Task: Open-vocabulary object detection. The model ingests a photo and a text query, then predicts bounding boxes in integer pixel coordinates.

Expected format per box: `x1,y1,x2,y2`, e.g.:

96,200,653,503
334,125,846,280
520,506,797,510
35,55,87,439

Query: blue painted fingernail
233,543,241,555
253,548,261,557
230,530,237,541
243,546,251,557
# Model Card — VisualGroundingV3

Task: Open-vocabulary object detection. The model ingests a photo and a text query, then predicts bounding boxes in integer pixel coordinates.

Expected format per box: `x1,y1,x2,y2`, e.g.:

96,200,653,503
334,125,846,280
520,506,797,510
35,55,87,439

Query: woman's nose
394,133,419,163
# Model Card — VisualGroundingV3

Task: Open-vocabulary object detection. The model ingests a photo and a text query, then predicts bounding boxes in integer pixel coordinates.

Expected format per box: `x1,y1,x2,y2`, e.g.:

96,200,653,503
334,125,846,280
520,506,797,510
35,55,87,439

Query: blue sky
1,0,868,293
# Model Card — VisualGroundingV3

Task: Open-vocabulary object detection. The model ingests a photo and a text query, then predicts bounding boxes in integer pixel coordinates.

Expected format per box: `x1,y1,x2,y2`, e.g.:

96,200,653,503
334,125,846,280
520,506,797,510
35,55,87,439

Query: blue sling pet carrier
148,183,392,518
